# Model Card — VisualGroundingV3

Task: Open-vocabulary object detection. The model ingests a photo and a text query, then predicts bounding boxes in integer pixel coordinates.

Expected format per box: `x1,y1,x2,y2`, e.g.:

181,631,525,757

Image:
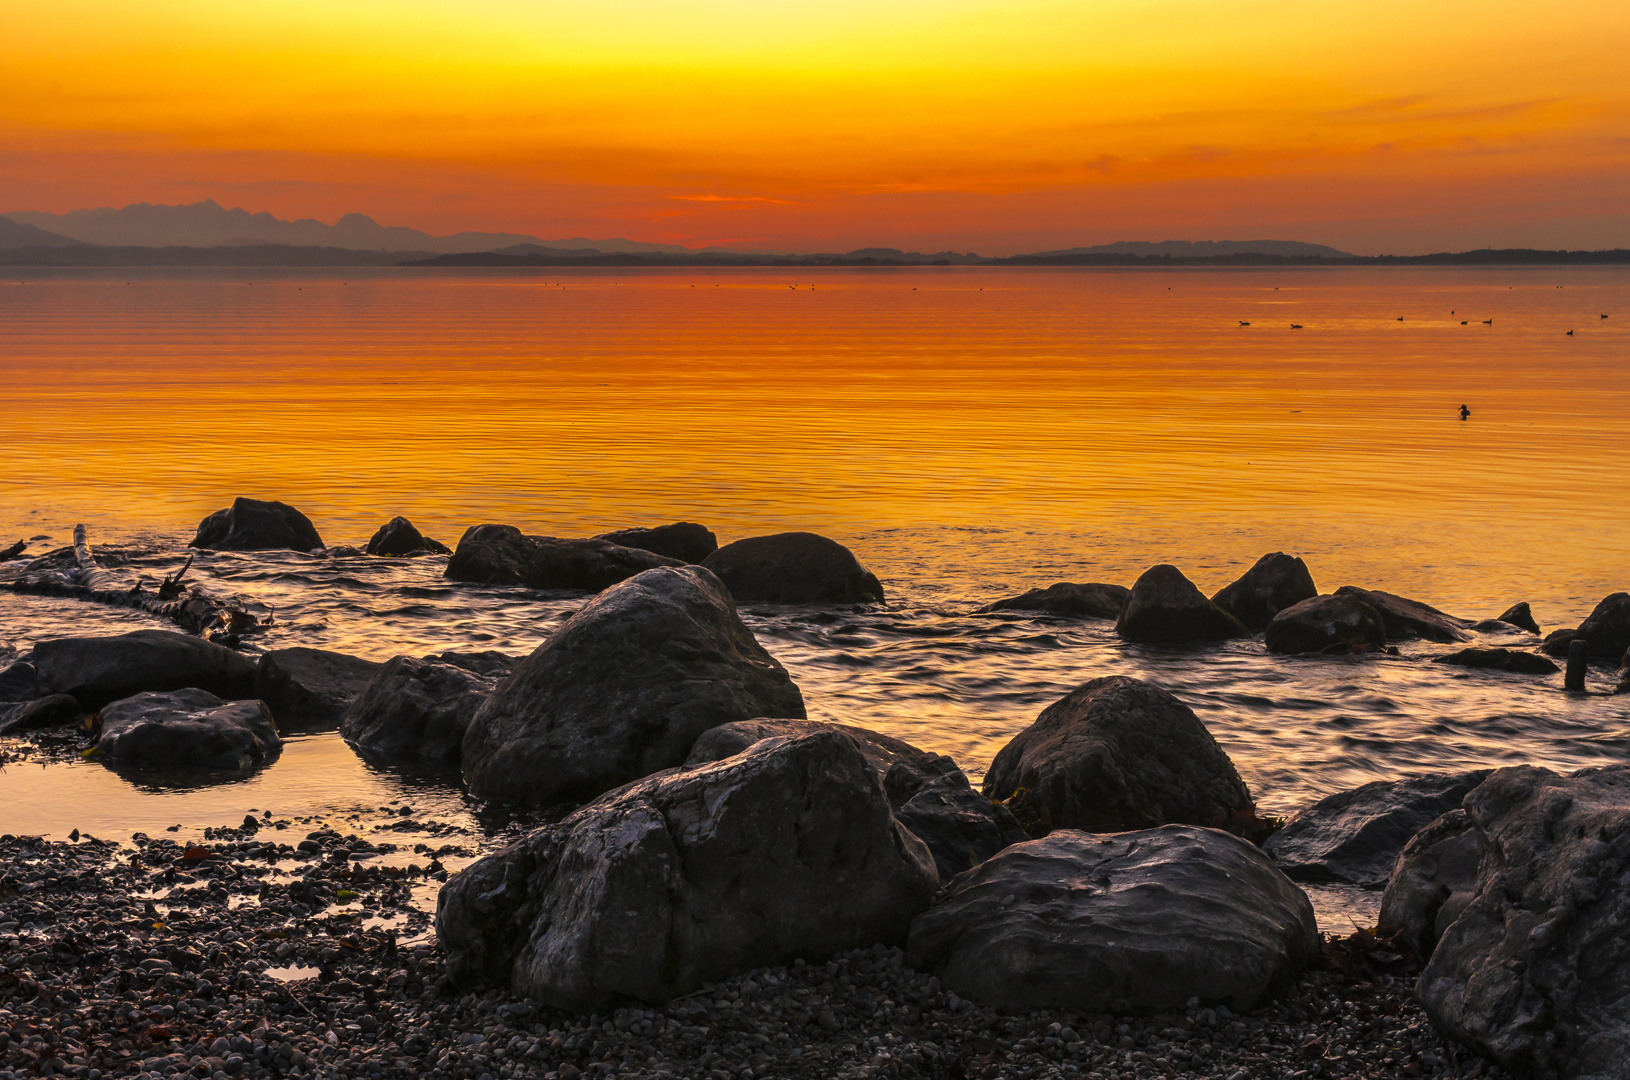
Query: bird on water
1459,404,1471,420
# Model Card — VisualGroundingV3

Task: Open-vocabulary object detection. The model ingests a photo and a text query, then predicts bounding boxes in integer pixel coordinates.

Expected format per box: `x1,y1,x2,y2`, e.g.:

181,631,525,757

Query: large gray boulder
340,655,502,764
975,582,1129,619
1115,564,1248,643
1211,552,1318,632
461,566,806,805
700,532,884,603
437,730,940,1009
982,676,1256,836
190,497,324,552
253,647,383,729
906,826,1319,1014
686,718,1029,880
1570,592,1630,659
1332,586,1471,642
1263,771,1490,885
32,629,257,709
1377,810,1480,959
97,688,280,771
1265,594,1387,654
445,524,683,590
1433,647,1558,675
1418,764,1630,1080
364,516,451,557
594,522,718,564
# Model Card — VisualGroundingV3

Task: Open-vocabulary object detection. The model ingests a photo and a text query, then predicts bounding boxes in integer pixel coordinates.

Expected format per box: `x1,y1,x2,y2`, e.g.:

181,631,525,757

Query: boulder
436,730,939,1009
1432,648,1558,675
32,629,257,709
686,718,1028,880
1469,618,1528,634
1115,564,1248,643
1264,594,1387,655
0,694,81,735
1571,592,1630,659
340,655,501,764
1541,627,1578,658
974,582,1129,619
461,566,806,805
906,826,1319,1014
444,524,684,590
1211,552,1319,632
1377,810,1480,959
1332,586,1471,642
700,532,884,603
0,660,36,702
423,650,516,677
253,647,383,729
982,676,1256,836
1495,601,1540,634
364,516,451,557
190,497,324,552
1262,771,1491,886
594,522,718,564
1418,764,1630,1079
97,688,280,770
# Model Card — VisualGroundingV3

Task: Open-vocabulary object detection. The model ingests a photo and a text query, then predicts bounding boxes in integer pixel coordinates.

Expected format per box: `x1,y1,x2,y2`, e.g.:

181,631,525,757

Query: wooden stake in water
1565,639,1589,692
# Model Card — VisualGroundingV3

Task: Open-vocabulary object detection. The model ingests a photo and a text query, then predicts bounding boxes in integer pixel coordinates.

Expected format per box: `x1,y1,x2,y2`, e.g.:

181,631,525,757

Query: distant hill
1026,239,1352,258
0,216,83,250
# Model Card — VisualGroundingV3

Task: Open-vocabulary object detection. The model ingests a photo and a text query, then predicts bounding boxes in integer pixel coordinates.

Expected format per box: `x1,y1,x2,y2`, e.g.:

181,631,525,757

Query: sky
4,0,1629,255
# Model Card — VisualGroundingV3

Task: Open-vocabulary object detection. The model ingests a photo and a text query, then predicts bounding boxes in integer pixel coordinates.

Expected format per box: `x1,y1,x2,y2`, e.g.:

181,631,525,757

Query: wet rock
190,496,325,552
1495,601,1540,634
364,515,451,557
0,659,36,702
1332,586,1472,643
424,649,516,677
1569,591,1630,659
1377,810,1481,959
461,565,806,805
32,628,257,709
1265,594,1387,654
341,655,500,763
1432,647,1558,674
907,826,1319,1014
98,687,280,770
982,675,1256,835
700,531,884,603
594,521,718,564
445,523,684,590
1262,771,1491,886
1211,552,1319,632
974,581,1130,618
254,647,384,729
437,730,939,1009
1541,626,1578,657
1115,564,1248,643
1469,618,1530,634
0,693,81,734
1419,764,1630,1079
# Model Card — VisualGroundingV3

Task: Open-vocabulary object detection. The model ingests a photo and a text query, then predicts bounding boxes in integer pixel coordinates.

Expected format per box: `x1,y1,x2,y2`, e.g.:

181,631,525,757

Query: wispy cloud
672,194,795,204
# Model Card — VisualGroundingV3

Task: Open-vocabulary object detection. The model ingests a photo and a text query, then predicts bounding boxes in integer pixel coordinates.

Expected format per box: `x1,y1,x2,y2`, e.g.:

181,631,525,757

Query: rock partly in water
593,522,718,564
1570,592,1630,659
1332,586,1472,643
253,647,383,729
0,693,81,734
364,516,451,557
1541,627,1578,658
444,524,684,590
1377,810,1481,960
0,660,36,702
700,532,884,603
1264,594,1388,655
982,676,1258,837
974,582,1129,619
1432,648,1558,675
97,688,280,770
461,566,806,806
1211,552,1319,632
1115,564,1249,643
340,655,501,764
32,629,257,709
1495,601,1540,634
1418,764,1630,1080
190,497,325,552
1262,771,1491,886
906,826,1319,1014
436,730,939,1010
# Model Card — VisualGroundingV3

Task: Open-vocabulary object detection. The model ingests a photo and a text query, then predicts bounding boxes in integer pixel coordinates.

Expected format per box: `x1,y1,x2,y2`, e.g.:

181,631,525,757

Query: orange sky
4,0,1628,254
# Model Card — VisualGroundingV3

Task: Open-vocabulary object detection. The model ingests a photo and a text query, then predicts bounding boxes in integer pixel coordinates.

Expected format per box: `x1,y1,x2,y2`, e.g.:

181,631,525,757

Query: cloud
672,194,796,204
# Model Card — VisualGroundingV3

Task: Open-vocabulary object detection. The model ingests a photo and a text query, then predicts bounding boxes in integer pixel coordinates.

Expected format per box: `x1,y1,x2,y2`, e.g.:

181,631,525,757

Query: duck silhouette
1459,404,1471,420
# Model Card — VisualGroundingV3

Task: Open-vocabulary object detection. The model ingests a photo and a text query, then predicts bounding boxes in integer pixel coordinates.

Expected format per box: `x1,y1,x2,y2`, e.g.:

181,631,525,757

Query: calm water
2,266,1628,927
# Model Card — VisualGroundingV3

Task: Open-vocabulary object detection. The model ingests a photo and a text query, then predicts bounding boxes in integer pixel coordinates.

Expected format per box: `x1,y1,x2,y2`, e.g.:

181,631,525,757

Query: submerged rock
594,522,718,564
1332,586,1471,643
254,647,383,729
1495,601,1540,634
1211,552,1319,632
461,566,806,806
444,524,683,590
1570,591,1630,659
341,655,501,764
1115,564,1248,643
1263,771,1491,886
700,532,884,603
982,676,1256,836
1432,647,1558,675
1377,809,1480,959
1265,594,1387,654
364,516,452,557
906,826,1319,1014
97,688,280,770
436,730,939,1009
0,693,81,734
190,496,325,552
32,629,257,709
974,581,1129,619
